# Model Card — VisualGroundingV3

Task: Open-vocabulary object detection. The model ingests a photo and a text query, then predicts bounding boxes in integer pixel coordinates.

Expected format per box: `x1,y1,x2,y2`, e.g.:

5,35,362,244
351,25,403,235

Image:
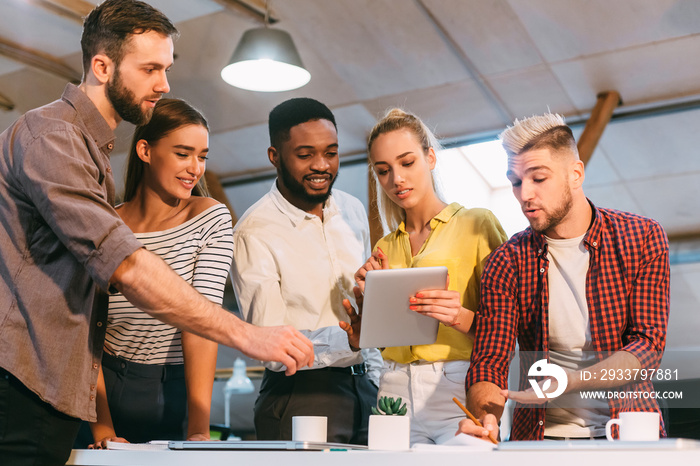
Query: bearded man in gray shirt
0,2,312,465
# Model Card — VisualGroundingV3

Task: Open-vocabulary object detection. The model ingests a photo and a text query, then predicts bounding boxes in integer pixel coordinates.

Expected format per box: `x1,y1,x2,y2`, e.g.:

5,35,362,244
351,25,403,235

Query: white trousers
378,359,470,445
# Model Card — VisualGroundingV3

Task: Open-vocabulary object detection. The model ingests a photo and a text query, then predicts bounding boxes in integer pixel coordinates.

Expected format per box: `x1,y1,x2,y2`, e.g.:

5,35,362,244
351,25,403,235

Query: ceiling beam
26,0,93,24
0,91,15,111
577,91,622,166
0,36,81,83
212,0,278,25
414,0,514,125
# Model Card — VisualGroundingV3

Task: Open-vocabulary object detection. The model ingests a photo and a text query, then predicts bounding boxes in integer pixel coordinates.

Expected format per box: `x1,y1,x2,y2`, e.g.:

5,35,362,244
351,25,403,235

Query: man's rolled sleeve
85,222,144,291
19,126,142,291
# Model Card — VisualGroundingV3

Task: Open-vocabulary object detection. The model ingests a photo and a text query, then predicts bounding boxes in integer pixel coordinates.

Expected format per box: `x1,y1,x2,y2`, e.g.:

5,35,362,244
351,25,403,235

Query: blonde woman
342,109,506,445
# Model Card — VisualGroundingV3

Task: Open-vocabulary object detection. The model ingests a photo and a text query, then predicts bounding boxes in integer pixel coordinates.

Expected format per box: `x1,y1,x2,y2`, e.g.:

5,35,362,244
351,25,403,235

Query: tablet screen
359,266,447,349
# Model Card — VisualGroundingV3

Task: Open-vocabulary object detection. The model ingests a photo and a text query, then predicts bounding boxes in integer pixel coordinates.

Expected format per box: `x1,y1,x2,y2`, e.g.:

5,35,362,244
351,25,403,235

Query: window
437,139,527,238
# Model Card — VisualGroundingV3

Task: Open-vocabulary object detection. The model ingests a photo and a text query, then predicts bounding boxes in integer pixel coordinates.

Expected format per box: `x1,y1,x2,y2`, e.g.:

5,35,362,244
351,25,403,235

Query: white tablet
358,266,447,349
167,440,367,451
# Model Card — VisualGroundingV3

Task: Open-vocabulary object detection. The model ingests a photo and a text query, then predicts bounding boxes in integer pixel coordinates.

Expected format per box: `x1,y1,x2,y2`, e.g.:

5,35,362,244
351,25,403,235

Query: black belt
265,363,368,377
320,362,368,376
102,352,185,381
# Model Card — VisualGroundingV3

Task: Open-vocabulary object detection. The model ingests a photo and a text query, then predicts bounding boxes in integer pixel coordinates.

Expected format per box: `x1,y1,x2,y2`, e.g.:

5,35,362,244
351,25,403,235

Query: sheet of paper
411,434,497,451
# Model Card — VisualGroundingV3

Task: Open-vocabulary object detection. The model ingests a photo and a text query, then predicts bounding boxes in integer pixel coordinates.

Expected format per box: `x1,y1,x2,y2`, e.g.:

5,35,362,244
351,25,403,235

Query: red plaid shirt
466,202,670,440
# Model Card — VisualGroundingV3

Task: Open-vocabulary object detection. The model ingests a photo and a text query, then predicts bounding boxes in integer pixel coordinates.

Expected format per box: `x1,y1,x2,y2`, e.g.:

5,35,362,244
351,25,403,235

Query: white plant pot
368,414,410,450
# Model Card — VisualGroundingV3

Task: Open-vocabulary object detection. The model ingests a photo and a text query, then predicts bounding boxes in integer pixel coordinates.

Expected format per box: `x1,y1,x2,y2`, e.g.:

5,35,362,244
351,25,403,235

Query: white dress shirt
232,182,381,382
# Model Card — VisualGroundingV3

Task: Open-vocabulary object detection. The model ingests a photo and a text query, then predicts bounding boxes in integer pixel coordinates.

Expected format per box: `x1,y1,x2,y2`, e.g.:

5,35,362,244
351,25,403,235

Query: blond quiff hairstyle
499,113,578,158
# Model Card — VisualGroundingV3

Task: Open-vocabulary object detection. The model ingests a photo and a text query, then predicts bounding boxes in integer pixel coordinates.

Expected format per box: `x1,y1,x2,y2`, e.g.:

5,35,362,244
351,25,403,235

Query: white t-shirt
544,234,610,438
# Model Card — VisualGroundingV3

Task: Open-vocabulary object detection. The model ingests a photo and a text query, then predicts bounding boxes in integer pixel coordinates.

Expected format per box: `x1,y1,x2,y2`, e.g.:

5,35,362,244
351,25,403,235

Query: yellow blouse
377,202,507,364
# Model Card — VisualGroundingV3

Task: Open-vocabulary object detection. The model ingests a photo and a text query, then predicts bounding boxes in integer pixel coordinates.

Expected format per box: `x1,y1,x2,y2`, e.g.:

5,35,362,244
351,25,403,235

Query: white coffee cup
292,416,327,442
605,411,660,441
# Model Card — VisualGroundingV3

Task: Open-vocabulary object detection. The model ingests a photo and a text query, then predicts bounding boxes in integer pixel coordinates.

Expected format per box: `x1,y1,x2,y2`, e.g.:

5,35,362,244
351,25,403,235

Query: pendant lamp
221,3,310,92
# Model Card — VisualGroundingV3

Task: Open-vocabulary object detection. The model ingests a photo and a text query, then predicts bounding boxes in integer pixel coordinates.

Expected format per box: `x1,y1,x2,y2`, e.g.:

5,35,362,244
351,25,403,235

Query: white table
68,442,700,466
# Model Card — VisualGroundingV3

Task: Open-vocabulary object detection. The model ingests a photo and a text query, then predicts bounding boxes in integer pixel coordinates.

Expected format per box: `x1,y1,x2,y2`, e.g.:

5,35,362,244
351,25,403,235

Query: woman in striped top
86,99,234,447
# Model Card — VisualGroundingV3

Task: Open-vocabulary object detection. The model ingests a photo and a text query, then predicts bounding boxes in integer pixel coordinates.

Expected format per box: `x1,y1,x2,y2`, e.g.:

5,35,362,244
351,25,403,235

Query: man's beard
529,187,573,234
107,68,154,126
278,156,337,206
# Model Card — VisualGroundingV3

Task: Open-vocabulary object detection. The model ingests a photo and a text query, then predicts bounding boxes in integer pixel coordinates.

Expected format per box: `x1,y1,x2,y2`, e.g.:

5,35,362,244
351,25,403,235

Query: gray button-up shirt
0,84,143,421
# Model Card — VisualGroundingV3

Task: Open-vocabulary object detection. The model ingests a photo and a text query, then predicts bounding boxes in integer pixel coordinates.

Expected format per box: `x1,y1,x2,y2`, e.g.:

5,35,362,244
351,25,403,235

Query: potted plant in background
368,396,410,450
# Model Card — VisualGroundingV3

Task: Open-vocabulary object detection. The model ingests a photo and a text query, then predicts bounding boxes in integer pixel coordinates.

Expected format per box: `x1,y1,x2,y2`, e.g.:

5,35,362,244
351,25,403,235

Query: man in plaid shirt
458,113,669,441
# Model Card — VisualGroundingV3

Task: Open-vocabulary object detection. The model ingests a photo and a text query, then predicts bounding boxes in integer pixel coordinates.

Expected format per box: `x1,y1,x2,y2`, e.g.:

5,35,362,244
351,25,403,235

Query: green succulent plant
371,396,407,415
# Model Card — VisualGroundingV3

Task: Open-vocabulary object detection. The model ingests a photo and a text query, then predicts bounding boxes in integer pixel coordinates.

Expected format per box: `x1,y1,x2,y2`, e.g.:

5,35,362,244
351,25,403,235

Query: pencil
452,397,499,445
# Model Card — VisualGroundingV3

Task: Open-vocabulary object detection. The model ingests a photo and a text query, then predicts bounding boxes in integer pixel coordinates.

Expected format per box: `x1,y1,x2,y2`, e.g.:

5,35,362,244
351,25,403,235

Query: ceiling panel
422,0,543,76
0,1,82,59
145,0,223,24
363,79,506,140
597,109,700,180
272,0,469,100
625,172,700,235
509,0,700,62
551,34,700,110
167,10,236,79
488,64,577,118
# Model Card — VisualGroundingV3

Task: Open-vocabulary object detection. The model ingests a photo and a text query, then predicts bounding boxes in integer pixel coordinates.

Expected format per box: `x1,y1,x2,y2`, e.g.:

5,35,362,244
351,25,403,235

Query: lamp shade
221,27,311,92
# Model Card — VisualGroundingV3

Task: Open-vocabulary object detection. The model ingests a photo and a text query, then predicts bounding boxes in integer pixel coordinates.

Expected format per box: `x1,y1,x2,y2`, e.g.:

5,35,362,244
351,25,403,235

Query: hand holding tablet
340,287,363,350
353,247,389,294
